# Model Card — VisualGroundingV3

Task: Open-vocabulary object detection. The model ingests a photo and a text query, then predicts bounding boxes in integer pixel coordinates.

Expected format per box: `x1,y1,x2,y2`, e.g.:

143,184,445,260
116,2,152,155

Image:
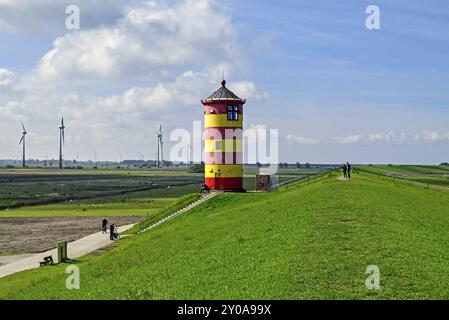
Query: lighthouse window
227,105,239,121
227,106,233,120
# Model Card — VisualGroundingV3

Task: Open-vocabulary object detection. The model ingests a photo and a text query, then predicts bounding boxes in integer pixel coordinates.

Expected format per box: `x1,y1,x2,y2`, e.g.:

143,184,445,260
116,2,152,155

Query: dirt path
0,217,144,254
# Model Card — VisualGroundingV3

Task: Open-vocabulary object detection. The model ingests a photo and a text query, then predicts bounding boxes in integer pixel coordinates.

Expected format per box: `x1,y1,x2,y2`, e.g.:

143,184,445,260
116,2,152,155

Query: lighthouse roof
201,80,246,104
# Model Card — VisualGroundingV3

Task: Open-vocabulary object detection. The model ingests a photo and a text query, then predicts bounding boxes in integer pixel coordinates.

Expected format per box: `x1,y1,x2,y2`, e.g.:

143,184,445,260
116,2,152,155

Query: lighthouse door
215,169,221,190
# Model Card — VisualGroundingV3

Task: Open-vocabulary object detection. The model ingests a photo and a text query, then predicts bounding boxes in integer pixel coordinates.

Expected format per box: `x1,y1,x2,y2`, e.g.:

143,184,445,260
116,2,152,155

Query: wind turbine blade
21,121,26,132
62,130,65,144
61,117,64,126
19,135,24,144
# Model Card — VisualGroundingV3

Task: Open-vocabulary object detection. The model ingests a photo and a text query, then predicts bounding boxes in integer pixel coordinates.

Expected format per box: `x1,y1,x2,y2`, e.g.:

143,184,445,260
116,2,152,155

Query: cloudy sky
0,0,448,164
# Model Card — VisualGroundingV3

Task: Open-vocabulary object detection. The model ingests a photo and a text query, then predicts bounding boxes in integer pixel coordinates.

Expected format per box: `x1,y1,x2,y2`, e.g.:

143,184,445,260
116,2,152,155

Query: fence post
58,241,68,263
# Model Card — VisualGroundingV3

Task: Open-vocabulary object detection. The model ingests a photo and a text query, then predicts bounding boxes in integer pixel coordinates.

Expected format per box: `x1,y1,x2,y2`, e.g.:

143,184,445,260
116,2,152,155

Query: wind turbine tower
157,125,164,168
59,117,65,169
19,121,27,168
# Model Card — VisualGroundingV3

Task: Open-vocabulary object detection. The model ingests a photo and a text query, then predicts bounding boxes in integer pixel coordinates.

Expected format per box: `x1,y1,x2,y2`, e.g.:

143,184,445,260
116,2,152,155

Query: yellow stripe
205,114,243,128
205,139,243,153
205,164,243,178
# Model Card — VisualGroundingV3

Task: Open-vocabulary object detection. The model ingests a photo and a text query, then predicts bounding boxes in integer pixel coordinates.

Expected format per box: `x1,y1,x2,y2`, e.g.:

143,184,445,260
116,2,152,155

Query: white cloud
0,0,268,160
414,130,449,142
368,131,406,144
229,82,269,102
28,0,240,83
0,69,15,89
334,134,364,144
286,134,320,145
282,130,449,147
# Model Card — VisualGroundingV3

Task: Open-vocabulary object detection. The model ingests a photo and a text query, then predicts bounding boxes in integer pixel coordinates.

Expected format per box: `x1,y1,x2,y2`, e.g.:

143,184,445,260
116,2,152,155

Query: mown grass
1,172,449,299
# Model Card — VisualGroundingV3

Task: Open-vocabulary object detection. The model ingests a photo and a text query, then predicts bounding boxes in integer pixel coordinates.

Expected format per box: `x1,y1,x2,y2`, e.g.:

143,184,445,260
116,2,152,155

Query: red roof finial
221,79,226,87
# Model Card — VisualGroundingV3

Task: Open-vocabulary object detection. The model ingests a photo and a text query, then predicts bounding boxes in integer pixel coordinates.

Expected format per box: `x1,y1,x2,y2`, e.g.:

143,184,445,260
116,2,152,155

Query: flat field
0,168,203,254
0,216,143,254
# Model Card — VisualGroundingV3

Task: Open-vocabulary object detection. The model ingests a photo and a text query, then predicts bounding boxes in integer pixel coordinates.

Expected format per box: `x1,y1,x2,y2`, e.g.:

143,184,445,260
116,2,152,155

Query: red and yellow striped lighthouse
201,80,246,191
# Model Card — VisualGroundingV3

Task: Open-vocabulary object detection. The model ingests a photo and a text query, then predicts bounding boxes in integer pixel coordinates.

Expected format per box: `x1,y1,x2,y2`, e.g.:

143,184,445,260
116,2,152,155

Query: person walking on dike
110,223,116,240
346,162,351,179
102,217,108,234
110,223,120,240
342,163,347,178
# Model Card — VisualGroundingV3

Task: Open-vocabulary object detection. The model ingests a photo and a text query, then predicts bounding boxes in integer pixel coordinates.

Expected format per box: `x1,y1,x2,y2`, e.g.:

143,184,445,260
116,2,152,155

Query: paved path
0,224,135,279
0,254,35,266
0,193,220,279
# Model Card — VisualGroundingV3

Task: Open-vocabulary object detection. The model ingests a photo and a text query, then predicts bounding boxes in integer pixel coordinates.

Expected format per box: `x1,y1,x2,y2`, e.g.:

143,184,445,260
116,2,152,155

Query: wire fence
276,168,337,190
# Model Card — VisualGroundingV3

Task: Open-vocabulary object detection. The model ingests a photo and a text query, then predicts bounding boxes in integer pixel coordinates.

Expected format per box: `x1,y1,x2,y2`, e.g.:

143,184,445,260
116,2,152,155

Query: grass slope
1,172,449,299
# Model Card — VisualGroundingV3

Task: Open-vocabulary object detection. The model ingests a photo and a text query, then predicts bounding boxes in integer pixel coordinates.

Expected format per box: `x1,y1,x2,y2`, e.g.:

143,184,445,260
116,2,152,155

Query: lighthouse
201,80,246,191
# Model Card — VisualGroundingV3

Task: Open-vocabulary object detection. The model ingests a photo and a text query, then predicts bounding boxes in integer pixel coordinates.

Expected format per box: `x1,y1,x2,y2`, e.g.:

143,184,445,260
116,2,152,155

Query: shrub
189,162,205,173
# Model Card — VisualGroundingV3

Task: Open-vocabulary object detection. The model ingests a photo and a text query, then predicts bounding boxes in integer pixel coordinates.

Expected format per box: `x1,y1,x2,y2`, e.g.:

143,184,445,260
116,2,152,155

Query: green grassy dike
1,171,448,299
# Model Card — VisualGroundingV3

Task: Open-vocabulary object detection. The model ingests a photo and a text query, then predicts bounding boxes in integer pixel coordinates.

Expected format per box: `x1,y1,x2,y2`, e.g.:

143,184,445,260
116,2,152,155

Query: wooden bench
39,255,54,266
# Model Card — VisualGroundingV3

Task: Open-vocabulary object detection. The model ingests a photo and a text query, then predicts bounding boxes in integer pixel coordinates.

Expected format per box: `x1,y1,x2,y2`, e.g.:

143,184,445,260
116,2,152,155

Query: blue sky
0,0,448,164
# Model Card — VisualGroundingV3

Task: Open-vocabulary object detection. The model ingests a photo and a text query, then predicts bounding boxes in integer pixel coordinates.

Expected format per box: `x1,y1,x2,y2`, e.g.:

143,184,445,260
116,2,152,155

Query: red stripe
205,177,243,190
204,152,243,165
204,128,243,140
204,104,244,115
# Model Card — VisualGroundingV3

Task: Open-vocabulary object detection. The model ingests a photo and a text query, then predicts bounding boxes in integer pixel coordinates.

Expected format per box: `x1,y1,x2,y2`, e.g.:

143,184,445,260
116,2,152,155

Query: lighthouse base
205,177,243,191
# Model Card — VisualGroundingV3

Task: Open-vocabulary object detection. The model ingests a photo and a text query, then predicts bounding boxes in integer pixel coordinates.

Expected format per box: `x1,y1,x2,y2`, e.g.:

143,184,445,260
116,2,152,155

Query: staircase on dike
139,192,218,234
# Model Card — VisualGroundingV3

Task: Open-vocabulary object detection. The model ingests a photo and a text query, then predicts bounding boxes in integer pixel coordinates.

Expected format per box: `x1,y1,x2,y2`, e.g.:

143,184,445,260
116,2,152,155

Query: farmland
1,170,448,299
0,168,203,254
0,166,327,215
357,164,449,188
0,168,203,210
0,166,324,254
